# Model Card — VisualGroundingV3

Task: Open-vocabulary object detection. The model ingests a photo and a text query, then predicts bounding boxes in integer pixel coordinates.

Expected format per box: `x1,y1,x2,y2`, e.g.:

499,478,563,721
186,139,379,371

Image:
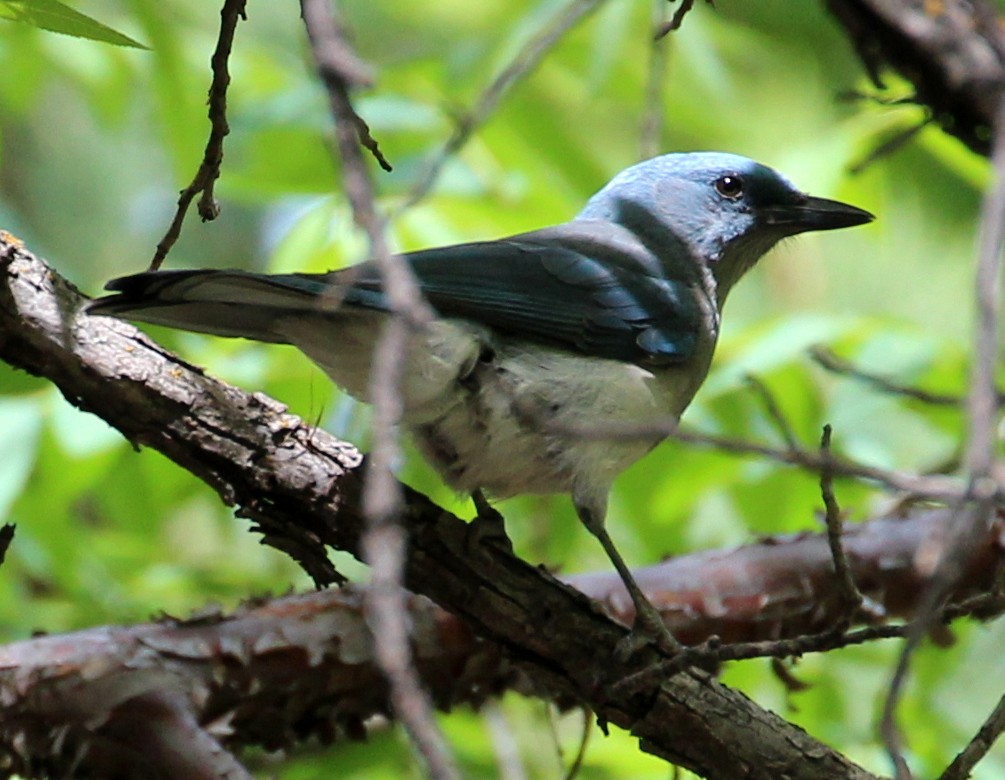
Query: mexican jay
90,152,873,648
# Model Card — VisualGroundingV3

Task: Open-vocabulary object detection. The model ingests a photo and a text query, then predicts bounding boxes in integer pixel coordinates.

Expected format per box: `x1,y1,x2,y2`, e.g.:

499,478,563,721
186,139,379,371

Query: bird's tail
88,269,341,344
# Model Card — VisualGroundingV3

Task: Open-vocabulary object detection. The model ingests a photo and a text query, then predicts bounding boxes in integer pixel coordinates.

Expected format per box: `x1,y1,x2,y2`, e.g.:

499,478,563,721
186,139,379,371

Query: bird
89,152,873,654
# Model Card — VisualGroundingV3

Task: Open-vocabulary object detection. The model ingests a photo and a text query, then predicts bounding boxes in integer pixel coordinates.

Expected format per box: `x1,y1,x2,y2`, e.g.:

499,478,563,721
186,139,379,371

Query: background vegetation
0,0,999,777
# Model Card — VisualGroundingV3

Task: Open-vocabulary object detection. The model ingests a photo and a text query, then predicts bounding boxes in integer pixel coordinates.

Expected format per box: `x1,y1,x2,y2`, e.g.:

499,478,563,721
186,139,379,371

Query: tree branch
0,237,882,779
397,0,610,212
824,0,1005,157
150,0,247,270
3,506,1002,777
297,2,453,776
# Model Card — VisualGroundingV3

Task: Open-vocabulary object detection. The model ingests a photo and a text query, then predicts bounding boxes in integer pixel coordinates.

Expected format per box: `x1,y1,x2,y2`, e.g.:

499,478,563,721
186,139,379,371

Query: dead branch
0,236,882,779
3,507,1003,777
150,0,247,270
298,2,452,775
825,0,1005,157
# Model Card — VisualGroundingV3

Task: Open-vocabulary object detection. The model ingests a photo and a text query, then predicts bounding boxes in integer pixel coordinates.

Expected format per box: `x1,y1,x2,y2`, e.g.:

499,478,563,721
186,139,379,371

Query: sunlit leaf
0,0,146,48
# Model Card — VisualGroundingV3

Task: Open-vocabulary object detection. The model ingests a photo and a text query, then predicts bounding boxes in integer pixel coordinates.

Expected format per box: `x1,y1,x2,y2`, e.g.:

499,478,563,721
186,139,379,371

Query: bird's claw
613,599,682,664
467,491,514,555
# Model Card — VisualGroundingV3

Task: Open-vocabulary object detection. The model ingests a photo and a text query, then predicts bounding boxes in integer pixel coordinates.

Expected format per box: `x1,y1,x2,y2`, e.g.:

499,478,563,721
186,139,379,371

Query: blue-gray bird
90,152,872,650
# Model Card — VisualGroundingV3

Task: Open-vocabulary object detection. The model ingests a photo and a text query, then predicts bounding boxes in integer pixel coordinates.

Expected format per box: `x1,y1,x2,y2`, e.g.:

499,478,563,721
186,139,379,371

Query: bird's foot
467,490,514,555
610,636,723,699
613,595,682,664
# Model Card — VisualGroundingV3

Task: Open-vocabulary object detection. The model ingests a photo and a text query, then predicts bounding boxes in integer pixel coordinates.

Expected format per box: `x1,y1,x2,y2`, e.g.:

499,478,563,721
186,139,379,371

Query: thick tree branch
3,508,1003,777
0,237,882,779
825,0,1005,157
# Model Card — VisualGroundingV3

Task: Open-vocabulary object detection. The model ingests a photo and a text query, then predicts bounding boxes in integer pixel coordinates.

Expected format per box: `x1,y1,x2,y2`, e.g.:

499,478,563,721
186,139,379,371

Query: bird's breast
283,312,716,500
408,335,708,499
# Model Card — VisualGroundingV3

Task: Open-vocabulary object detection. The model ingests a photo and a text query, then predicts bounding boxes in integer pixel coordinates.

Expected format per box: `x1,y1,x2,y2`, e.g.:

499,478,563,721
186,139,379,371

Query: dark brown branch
2,508,1003,777
0,588,493,778
654,0,712,39
819,425,866,624
150,0,246,270
825,0,1005,157
0,238,882,780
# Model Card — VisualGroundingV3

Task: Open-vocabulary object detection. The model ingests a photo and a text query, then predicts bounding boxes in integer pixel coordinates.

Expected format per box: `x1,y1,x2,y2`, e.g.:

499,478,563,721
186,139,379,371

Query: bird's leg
468,489,513,554
472,488,498,520
575,502,682,659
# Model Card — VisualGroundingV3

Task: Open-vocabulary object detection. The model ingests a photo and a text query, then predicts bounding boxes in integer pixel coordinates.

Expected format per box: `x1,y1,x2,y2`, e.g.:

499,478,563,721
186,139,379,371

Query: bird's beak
761,195,874,233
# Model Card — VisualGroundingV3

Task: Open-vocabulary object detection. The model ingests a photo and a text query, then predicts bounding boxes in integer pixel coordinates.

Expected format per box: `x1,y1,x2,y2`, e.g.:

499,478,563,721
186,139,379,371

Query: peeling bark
0,237,888,778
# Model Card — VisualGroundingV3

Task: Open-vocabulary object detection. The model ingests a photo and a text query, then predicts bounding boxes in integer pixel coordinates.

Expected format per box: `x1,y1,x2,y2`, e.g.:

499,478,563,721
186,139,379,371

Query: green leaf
0,0,147,48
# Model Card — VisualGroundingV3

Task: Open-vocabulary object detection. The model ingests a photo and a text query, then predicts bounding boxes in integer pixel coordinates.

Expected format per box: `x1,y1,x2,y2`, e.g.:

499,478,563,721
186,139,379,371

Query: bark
0,236,885,778
2,507,1004,776
826,0,1005,156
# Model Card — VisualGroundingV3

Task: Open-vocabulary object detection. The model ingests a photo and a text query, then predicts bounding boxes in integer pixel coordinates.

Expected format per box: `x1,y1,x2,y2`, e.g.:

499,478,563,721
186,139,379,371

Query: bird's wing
331,226,701,365
91,227,701,365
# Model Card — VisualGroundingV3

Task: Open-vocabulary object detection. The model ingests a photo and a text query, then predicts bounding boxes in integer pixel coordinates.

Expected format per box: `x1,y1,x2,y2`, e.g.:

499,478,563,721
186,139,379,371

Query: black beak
761,195,874,233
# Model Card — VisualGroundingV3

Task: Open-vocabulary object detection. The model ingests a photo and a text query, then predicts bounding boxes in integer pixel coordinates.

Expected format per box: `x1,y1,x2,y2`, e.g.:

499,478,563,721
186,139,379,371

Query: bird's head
577,152,873,296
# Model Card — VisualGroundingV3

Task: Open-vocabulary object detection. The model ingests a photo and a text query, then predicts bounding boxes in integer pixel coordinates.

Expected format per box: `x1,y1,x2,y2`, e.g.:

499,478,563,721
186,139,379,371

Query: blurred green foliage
0,0,145,48
0,0,1001,777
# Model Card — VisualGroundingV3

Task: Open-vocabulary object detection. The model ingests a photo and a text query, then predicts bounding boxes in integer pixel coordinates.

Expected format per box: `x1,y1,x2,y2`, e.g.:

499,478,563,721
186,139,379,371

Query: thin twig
720,622,908,662
810,345,962,406
880,616,919,780
967,124,1005,486
299,2,452,779
640,0,670,160
836,89,923,108
670,428,967,500
746,373,800,451
0,524,13,566
940,691,1005,780
848,117,932,175
616,586,1005,697
298,3,390,173
882,94,1005,780
819,425,866,624
556,414,973,502
149,0,246,270
615,622,913,696
654,0,712,39
771,657,810,694
484,703,529,780
397,0,609,213
562,708,591,780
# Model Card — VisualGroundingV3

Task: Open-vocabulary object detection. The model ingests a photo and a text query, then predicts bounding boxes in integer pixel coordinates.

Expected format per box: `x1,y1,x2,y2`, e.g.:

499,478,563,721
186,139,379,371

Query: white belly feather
279,314,711,501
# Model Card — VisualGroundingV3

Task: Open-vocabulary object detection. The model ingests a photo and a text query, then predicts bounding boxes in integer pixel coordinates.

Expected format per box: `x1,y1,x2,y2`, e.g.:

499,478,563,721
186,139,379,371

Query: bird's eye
714,175,744,199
